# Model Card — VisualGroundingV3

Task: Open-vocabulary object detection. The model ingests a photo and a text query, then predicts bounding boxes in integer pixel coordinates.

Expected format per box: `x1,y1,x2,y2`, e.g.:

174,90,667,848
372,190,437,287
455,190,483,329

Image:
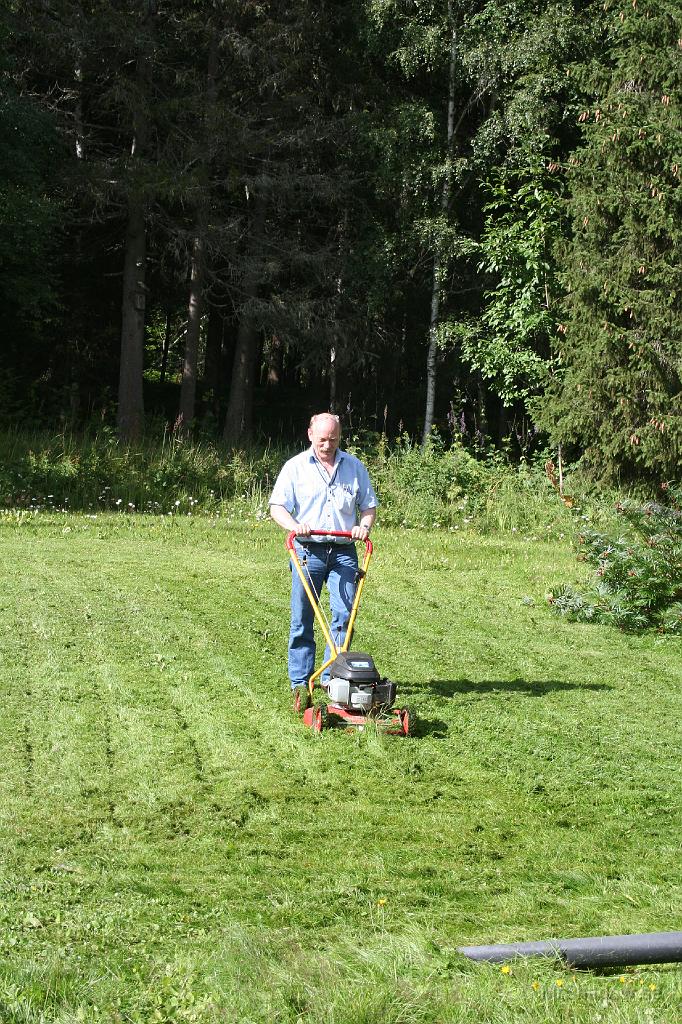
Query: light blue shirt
269,447,378,537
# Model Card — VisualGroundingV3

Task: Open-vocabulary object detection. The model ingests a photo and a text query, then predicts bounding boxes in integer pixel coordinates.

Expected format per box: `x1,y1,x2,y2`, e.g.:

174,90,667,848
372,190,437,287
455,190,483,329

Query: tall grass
0,425,591,536
0,425,283,515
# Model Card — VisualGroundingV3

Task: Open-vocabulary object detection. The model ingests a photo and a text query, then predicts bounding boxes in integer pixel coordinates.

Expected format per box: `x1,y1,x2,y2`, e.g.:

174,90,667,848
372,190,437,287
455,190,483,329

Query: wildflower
649,983,656,991
377,898,386,907
619,975,626,984
531,981,540,991
500,965,511,975
115,498,122,506
556,978,564,987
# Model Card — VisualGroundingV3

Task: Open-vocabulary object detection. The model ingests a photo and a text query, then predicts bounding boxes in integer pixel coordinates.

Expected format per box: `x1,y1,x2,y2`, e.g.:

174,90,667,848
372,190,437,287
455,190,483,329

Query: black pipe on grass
458,931,682,968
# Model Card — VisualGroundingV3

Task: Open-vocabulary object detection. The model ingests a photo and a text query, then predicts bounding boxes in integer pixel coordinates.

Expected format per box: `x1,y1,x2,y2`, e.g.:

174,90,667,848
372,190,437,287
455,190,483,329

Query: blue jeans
289,541,359,689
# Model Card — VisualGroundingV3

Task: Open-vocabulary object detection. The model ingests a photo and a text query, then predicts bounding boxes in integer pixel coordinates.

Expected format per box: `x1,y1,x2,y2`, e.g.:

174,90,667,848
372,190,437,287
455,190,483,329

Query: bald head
307,411,339,432
308,412,341,465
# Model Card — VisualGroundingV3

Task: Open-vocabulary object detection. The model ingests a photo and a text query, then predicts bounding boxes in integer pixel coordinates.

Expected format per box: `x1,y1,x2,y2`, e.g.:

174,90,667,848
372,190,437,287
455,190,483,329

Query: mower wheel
400,706,413,737
293,687,311,714
312,705,328,733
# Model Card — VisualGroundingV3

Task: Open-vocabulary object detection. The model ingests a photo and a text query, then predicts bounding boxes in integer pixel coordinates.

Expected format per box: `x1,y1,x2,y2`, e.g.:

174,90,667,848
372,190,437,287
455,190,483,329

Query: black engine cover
329,651,381,684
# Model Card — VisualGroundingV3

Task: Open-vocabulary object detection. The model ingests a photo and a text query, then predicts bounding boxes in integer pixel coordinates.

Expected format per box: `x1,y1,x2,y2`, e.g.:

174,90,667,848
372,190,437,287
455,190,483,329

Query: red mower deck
302,703,411,735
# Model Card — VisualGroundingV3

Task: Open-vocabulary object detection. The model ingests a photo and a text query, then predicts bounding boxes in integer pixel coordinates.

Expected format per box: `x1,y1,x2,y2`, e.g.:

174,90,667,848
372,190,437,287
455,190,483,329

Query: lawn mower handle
286,529,373,556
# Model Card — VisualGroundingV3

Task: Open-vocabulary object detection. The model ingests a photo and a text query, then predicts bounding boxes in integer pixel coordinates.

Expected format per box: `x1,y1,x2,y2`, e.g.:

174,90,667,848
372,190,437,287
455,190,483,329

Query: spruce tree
539,0,682,484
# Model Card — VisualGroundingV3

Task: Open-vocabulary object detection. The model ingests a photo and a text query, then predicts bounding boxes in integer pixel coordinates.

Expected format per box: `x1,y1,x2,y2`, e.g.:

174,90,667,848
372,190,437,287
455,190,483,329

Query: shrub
365,434,488,529
348,433,574,536
549,486,682,633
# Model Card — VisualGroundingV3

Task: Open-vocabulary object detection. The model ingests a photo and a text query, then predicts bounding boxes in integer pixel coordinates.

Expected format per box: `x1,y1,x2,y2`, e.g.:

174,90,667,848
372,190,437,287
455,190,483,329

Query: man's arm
351,506,376,541
270,503,312,537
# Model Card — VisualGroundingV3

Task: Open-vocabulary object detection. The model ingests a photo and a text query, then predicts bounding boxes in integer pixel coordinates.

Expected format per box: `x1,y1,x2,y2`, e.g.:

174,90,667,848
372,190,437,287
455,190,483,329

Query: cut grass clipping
1,512,681,1023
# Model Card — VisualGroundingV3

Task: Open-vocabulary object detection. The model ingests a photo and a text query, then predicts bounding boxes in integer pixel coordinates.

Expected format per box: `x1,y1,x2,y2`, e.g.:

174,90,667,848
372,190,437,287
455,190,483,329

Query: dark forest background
2,0,680,484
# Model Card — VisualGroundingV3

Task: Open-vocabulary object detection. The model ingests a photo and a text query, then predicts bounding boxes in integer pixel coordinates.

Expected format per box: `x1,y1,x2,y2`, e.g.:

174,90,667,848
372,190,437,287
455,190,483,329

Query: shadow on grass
402,677,612,699
409,715,449,739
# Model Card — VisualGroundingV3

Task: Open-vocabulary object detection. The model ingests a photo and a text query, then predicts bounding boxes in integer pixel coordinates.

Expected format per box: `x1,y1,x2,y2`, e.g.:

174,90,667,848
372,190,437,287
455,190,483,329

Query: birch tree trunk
178,234,204,427
422,5,457,446
266,333,283,388
329,213,349,414
329,346,337,413
160,308,172,384
117,196,147,441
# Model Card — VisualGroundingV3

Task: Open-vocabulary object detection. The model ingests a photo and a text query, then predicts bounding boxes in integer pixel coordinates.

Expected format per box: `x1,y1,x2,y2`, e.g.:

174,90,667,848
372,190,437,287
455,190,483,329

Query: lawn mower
286,529,411,735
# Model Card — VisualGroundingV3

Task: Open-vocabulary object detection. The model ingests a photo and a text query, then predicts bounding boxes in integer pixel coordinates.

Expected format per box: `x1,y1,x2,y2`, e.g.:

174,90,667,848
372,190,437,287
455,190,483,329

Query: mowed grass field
1,513,681,1023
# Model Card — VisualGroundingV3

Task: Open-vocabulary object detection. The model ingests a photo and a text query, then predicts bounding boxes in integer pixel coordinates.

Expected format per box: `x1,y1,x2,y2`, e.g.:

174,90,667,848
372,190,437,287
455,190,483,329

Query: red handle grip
286,529,372,554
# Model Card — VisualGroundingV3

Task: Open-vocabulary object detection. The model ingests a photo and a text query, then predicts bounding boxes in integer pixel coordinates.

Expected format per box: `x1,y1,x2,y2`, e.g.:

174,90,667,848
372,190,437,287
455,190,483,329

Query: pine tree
539,0,682,484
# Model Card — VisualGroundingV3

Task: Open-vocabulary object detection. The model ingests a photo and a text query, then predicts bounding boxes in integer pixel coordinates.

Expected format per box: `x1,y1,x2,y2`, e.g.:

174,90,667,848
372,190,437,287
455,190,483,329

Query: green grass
1,512,681,1022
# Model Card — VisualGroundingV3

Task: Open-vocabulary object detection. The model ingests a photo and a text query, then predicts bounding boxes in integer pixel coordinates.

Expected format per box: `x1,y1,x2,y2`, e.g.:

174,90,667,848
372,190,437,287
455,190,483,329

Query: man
269,413,378,699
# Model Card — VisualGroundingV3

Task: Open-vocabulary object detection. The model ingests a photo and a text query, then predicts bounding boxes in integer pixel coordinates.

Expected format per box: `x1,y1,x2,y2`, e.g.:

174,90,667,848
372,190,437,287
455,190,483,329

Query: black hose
458,931,682,968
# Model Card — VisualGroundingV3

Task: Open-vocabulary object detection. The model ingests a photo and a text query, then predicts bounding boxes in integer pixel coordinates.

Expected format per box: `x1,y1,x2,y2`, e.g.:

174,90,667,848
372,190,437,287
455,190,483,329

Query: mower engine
325,651,397,712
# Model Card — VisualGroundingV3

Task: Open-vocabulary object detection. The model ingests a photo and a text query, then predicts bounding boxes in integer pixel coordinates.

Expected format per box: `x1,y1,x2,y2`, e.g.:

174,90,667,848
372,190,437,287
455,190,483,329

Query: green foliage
0,33,64,354
550,485,682,632
1,0,678,485
538,0,682,483
348,432,576,535
365,433,489,529
447,157,563,406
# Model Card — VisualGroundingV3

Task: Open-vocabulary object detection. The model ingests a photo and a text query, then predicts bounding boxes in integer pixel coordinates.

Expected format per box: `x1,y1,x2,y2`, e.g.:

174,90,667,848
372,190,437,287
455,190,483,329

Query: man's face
308,417,340,462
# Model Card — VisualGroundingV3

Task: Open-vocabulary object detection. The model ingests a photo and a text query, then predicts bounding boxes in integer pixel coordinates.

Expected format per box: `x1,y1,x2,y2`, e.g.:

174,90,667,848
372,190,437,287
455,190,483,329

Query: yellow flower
500,965,512,975
556,979,564,988
531,981,540,991
649,983,657,991
619,975,627,984
377,898,386,907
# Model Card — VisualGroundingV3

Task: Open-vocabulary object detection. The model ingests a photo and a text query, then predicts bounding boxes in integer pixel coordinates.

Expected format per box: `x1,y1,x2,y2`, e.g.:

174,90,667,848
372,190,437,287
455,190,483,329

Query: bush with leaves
550,487,682,632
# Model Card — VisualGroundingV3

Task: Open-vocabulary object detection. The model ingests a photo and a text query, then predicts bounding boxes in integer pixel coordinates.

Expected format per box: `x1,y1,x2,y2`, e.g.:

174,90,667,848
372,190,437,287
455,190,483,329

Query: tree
363,0,589,443
220,0,364,442
538,0,682,483
116,0,158,442
0,6,65,417
455,157,563,408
